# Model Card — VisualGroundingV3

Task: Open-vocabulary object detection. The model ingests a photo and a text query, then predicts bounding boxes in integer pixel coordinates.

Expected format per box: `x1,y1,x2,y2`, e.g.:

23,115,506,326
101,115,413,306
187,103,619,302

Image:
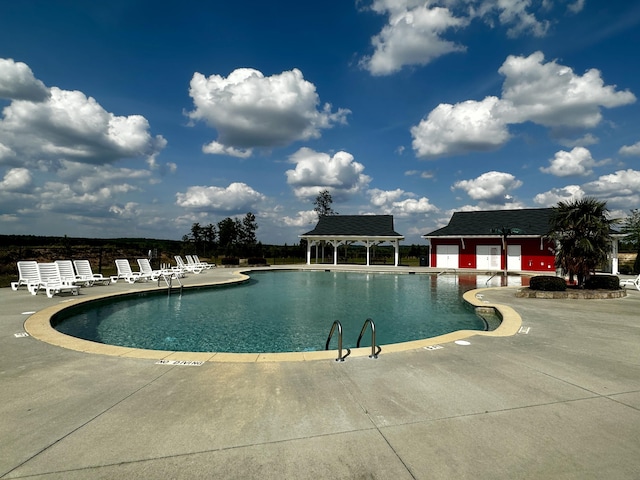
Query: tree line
182,212,260,258
182,191,337,259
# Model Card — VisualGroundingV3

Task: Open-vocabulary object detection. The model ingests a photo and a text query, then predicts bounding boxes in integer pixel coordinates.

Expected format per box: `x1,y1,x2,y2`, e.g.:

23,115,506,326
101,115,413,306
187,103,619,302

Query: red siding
430,238,556,272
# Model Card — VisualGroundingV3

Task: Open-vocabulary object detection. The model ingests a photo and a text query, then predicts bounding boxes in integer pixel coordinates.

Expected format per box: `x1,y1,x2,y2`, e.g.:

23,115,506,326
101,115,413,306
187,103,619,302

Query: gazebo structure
300,215,405,266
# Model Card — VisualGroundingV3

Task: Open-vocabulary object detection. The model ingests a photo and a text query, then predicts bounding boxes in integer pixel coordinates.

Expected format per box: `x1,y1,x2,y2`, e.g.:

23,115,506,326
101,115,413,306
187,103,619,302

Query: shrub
221,257,239,266
529,275,567,291
248,257,267,265
583,275,620,290
619,265,632,275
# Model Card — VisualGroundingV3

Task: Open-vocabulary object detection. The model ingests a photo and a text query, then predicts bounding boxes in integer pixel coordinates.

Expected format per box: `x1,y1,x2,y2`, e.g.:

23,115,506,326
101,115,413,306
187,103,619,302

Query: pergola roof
301,215,404,239
424,208,555,238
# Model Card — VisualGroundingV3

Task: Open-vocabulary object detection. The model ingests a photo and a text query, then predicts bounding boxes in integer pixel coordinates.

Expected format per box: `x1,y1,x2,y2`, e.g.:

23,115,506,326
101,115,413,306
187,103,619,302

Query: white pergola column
328,240,343,265
306,240,318,265
392,239,399,266
365,240,371,266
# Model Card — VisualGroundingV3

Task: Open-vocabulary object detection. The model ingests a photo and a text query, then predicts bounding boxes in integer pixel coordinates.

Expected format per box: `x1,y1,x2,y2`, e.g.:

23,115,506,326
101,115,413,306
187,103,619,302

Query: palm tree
547,197,613,286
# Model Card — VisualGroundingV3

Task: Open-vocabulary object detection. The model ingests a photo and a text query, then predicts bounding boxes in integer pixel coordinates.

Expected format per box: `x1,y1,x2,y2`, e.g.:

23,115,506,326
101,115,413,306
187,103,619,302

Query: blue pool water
53,271,493,353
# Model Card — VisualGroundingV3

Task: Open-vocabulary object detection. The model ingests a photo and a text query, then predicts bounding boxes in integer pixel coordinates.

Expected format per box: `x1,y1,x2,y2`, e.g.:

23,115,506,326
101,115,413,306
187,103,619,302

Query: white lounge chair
111,259,146,284
620,274,640,291
186,255,212,270
175,255,202,274
55,260,87,286
138,258,183,281
11,261,41,293
137,258,167,280
35,263,80,298
193,255,215,268
73,260,111,286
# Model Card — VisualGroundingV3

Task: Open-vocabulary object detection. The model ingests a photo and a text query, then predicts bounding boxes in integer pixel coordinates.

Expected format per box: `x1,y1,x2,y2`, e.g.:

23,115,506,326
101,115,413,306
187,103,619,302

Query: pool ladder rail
325,320,350,361
325,318,381,361
157,270,183,295
357,318,381,359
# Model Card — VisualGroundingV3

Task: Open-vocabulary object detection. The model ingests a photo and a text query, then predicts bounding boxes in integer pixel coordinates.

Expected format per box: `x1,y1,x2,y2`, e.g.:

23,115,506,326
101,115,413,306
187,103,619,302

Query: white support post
394,240,399,266
329,240,343,265
366,240,371,266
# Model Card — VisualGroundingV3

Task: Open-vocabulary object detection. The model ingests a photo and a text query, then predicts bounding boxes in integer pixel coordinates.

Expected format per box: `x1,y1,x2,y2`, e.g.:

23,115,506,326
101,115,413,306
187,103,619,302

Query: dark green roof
302,215,403,237
425,208,555,237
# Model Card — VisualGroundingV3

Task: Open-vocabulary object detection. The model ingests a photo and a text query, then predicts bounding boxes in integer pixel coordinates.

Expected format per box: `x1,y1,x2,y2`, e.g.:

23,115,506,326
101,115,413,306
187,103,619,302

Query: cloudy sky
1,1,639,244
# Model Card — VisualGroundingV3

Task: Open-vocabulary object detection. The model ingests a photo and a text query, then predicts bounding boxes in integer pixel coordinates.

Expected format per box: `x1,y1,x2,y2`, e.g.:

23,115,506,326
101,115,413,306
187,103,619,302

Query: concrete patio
1,266,639,479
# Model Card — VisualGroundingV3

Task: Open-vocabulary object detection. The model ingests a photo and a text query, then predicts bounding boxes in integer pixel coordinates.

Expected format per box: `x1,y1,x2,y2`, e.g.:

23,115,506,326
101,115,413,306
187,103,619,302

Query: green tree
238,212,258,255
217,217,238,256
547,197,613,286
621,208,640,273
313,189,337,217
202,223,217,257
190,222,203,254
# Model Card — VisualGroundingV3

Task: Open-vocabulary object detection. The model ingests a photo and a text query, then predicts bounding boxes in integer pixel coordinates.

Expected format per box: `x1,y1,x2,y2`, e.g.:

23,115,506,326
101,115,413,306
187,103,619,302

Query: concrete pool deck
2,265,640,478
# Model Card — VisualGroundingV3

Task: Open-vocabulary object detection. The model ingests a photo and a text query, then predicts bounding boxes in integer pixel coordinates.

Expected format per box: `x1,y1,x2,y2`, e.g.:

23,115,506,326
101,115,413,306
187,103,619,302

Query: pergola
300,215,405,266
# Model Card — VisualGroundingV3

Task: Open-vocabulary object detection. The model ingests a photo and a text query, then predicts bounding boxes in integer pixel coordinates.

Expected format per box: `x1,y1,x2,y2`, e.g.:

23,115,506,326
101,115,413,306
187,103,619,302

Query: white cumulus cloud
582,169,640,197
175,182,266,213
0,58,49,102
0,59,167,167
411,96,510,158
361,0,572,75
412,51,636,158
619,141,640,156
476,0,551,38
540,147,603,177
452,171,523,203
368,188,438,216
285,147,371,199
534,170,640,211
361,3,468,76
187,68,349,155
498,51,636,129
533,185,585,206
0,167,32,192
3,87,167,164
282,210,319,227
202,141,252,158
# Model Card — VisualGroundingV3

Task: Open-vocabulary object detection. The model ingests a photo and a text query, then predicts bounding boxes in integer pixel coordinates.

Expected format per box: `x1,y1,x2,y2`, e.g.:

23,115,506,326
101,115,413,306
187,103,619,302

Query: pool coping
24,269,522,362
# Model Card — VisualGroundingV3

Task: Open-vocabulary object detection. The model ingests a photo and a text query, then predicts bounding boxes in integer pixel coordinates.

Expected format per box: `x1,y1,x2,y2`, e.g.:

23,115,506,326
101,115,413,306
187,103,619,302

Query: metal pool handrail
325,320,350,362
157,271,183,295
356,318,381,359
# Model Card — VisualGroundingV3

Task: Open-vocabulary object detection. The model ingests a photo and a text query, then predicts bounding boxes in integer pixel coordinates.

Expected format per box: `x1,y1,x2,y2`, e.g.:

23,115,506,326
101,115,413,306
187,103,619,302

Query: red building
423,208,557,273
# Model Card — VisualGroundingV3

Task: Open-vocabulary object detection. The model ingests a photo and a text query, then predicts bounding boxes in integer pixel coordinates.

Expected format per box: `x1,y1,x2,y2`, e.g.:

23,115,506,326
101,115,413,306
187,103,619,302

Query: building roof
302,215,403,238
424,208,555,238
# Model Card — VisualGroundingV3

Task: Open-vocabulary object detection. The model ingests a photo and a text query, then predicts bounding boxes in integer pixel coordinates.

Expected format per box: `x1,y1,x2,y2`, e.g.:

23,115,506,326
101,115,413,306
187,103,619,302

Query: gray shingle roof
302,215,403,237
424,208,555,237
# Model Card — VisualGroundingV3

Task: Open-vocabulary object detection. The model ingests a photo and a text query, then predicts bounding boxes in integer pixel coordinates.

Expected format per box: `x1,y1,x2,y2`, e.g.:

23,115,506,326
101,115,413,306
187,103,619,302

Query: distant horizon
1,1,639,245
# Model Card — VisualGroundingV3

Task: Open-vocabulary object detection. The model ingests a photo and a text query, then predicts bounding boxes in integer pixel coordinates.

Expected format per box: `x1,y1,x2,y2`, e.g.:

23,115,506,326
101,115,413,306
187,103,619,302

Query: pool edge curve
24,271,522,363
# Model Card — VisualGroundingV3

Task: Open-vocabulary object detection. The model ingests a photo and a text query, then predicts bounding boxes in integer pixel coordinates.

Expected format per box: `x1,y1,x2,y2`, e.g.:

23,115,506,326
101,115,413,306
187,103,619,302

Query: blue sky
1,0,639,244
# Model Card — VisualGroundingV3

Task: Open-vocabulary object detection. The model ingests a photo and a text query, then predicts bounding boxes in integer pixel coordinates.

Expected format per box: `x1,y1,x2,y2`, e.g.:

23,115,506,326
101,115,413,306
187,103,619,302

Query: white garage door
477,245,501,270
507,244,522,271
436,245,459,269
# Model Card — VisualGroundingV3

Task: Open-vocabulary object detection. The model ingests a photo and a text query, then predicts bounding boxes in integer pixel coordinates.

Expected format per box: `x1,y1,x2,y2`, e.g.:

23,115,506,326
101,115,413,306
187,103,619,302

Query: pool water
53,271,493,353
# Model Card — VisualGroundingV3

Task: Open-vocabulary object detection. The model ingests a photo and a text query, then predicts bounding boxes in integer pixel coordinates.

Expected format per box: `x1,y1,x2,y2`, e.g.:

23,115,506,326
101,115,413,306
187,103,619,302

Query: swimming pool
53,271,497,353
